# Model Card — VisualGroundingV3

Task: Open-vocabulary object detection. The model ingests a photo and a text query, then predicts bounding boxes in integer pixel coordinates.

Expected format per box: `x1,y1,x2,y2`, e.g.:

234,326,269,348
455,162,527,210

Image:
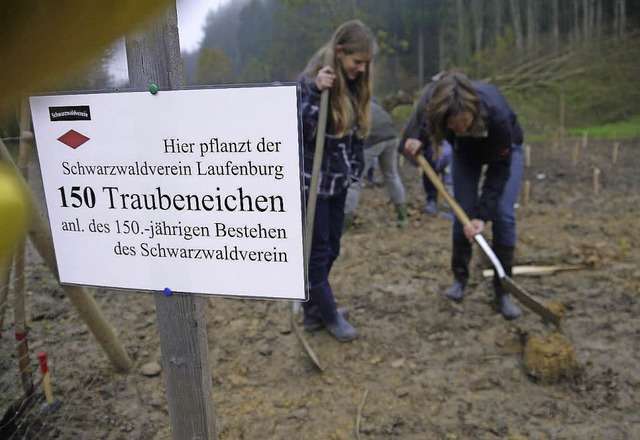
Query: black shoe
303,307,349,331
494,294,522,320
444,280,465,302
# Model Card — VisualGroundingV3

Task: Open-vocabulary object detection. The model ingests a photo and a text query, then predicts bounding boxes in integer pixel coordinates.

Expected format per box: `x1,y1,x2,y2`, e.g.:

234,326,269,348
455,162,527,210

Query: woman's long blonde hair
305,19,376,138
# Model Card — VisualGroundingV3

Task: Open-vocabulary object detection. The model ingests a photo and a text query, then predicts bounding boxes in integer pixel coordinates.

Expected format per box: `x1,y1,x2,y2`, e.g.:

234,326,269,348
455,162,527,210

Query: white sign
30,85,307,300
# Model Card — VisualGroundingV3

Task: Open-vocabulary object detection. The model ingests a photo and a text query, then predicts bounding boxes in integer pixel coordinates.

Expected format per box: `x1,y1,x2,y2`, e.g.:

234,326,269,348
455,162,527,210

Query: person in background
344,99,408,230
432,140,455,220
404,70,524,320
297,19,377,342
401,72,453,216
365,156,381,185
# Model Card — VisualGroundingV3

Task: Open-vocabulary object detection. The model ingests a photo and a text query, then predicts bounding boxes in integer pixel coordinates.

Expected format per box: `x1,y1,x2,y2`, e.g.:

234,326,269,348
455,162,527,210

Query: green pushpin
149,84,159,95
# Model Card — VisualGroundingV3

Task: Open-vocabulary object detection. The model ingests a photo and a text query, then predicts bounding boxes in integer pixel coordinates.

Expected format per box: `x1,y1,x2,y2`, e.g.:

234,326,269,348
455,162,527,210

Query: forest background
1,0,640,139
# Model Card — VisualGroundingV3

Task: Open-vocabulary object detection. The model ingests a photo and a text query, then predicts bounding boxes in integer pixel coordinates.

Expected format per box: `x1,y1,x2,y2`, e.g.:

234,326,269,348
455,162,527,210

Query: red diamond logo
57,130,90,149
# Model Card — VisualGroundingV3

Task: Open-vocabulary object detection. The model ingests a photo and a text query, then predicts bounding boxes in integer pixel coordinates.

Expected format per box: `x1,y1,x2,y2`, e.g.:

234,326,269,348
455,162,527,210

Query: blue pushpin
163,287,172,296
149,84,159,95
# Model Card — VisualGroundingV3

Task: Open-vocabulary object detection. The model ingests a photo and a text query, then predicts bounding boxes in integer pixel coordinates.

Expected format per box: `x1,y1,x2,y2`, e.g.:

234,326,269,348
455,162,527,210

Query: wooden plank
482,265,584,278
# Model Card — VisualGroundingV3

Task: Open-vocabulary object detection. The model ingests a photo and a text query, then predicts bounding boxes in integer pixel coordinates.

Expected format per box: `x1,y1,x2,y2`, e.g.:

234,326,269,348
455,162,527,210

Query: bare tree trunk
552,0,560,50
417,27,424,88
619,0,627,37
438,28,446,71
573,0,581,42
582,0,590,41
509,0,523,50
493,0,503,46
526,0,537,50
595,0,602,38
456,0,468,65
471,1,483,55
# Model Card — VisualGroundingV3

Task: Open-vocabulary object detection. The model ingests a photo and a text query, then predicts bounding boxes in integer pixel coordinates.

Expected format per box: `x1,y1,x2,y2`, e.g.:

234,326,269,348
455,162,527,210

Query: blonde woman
297,20,376,342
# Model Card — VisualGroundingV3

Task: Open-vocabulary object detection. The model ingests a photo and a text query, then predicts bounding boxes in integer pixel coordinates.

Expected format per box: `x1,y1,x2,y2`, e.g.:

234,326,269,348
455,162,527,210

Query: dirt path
1,138,639,439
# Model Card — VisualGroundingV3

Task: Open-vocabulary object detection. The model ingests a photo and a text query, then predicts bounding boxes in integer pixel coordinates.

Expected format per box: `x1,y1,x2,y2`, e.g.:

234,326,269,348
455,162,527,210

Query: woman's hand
463,219,485,242
315,66,336,91
403,138,423,157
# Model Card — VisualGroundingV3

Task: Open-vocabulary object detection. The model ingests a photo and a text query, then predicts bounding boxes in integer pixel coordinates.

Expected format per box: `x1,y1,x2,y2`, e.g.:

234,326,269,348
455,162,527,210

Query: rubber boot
444,240,472,302
303,306,349,331
305,285,358,342
492,243,522,320
325,313,358,342
343,212,354,233
395,203,408,228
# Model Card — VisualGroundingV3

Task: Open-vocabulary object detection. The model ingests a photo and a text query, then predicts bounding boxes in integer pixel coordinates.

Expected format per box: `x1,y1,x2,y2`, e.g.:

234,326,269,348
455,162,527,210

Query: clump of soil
523,331,579,384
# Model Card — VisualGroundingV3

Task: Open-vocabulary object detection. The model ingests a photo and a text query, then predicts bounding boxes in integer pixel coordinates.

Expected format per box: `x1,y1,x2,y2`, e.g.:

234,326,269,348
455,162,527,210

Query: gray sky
177,0,230,51
108,0,230,83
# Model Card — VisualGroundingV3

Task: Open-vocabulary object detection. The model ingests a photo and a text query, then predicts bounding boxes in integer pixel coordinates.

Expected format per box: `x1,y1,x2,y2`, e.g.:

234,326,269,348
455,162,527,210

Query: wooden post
126,4,217,439
552,132,559,154
571,141,580,166
593,168,601,194
525,144,531,167
0,255,11,336
0,139,133,372
522,180,531,206
612,141,619,164
559,90,565,148
581,132,588,149
14,100,35,396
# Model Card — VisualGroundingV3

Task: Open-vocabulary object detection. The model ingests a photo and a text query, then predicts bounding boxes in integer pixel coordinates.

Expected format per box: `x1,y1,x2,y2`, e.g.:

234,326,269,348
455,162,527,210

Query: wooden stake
14,102,35,396
522,180,531,206
559,90,565,148
0,255,11,336
593,167,601,194
581,132,588,149
612,141,619,164
37,352,55,404
571,141,580,166
0,139,133,372
552,133,559,154
525,144,531,167
355,388,369,440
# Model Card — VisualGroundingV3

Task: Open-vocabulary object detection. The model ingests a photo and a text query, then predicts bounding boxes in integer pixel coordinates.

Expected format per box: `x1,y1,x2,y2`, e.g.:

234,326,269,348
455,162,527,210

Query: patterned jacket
298,72,364,197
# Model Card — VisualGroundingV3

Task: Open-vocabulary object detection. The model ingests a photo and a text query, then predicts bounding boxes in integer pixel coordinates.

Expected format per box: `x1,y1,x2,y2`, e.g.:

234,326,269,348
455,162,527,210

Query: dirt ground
1,137,639,439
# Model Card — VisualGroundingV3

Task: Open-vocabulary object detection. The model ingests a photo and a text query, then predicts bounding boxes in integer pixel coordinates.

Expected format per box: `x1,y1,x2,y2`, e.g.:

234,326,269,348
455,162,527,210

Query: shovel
291,54,334,371
416,154,562,329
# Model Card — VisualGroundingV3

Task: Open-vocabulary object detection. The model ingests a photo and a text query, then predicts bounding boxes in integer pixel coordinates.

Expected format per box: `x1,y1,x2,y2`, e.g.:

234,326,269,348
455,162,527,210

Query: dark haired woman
405,70,524,320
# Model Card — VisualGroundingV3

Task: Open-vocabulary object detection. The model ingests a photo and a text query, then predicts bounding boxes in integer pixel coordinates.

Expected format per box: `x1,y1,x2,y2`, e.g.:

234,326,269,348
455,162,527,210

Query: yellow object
523,332,578,384
42,372,55,404
0,164,29,258
0,1,172,109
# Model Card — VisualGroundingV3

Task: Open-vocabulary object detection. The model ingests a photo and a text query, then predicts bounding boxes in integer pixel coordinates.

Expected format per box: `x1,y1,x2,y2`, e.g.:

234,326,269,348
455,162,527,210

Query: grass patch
566,114,640,139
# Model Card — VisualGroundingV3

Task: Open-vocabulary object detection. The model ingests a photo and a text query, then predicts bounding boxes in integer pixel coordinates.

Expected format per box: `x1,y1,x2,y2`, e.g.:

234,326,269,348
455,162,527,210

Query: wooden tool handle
416,154,472,226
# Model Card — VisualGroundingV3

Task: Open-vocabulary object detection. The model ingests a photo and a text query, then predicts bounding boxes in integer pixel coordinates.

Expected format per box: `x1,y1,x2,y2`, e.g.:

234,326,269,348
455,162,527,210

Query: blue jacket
298,72,364,197
446,81,523,221
407,79,523,221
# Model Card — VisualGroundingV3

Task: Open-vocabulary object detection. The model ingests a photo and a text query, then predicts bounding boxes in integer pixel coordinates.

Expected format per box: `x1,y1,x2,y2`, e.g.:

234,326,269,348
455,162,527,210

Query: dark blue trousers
304,188,347,323
451,143,524,246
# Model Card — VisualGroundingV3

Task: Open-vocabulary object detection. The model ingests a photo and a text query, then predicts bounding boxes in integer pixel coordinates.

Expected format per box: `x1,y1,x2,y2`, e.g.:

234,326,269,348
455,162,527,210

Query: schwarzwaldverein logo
58,130,90,149
49,105,91,121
